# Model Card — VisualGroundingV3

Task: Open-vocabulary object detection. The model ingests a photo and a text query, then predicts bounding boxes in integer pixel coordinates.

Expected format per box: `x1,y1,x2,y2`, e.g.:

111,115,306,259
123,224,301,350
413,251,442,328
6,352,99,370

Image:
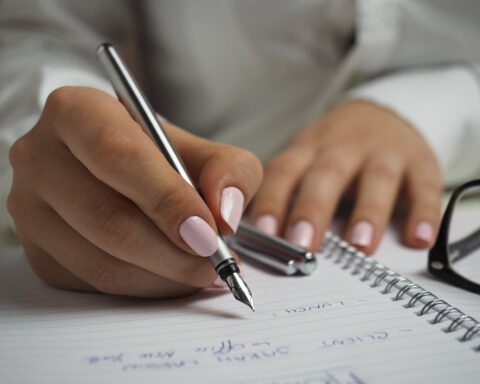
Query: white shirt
1,0,480,235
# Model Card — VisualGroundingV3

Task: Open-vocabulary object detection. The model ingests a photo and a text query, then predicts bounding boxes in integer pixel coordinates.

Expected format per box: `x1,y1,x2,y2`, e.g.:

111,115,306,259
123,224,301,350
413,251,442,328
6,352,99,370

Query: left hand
248,100,443,254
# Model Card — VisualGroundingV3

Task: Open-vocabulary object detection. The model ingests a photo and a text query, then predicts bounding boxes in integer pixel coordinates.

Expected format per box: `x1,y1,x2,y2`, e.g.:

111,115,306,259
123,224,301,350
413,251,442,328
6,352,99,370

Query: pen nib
225,272,255,312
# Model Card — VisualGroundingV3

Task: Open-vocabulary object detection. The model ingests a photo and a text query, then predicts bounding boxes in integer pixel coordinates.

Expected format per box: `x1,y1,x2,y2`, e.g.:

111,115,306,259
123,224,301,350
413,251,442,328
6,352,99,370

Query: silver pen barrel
96,44,193,185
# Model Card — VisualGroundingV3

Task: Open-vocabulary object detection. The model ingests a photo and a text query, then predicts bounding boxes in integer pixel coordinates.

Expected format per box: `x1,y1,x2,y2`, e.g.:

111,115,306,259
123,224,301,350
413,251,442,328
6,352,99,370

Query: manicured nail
415,221,434,243
220,186,244,233
351,221,374,248
287,220,314,248
212,275,228,289
179,216,218,257
254,214,278,235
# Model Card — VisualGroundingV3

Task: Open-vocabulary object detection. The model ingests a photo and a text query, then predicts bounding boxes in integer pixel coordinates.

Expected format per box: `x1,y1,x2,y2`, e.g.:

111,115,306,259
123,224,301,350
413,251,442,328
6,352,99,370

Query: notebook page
0,246,478,384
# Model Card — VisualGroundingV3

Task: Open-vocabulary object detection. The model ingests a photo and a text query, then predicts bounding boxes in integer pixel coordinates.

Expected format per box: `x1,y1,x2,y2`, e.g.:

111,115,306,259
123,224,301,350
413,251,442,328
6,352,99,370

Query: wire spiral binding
319,232,480,351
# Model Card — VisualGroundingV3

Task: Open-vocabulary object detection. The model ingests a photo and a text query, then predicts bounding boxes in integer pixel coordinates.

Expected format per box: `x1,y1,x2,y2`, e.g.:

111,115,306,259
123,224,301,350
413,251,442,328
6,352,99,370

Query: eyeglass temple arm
449,226,480,263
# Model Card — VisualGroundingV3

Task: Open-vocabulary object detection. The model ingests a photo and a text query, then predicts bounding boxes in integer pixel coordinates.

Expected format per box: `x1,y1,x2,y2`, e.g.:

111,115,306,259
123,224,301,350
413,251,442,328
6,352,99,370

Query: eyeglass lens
448,185,480,285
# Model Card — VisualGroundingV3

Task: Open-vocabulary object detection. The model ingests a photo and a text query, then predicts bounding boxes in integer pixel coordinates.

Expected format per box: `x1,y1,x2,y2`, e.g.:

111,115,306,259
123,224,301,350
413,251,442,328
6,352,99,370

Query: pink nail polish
179,216,218,257
415,221,434,243
351,221,374,248
220,186,244,233
254,214,278,236
212,275,228,288
287,220,314,248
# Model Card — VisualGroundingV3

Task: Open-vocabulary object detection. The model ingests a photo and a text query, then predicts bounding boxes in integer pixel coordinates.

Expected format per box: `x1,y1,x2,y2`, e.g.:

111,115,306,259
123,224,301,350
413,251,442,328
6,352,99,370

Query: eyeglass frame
428,179,480,295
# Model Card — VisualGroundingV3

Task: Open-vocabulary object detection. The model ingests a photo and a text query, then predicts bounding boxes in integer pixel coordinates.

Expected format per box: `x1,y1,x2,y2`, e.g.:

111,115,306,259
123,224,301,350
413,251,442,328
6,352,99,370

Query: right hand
7,86,263,298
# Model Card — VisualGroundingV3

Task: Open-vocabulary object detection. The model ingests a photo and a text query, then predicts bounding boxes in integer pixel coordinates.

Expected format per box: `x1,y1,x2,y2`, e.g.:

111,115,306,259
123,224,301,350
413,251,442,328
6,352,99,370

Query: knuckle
266,148,306,177
314,152,351,179
366,161,401,184
354,202,387,223
9,136,33,171
7,193,31,231
300,198,330,220
233,147,261,167
44,86,78,117
265,156,287,175
232,148,264,182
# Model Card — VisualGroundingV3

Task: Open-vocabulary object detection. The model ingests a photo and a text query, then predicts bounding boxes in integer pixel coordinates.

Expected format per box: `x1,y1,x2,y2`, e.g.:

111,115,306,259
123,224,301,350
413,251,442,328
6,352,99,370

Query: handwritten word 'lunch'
271,300,348,318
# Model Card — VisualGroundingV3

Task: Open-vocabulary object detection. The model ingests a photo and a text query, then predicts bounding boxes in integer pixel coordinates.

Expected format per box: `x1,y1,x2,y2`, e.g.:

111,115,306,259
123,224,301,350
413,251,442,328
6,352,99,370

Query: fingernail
254,214,278,235
287,220,314,248
415,221,434,243
179,216,218,257
351,221,374,248
220,186,244,233
212,275,228,289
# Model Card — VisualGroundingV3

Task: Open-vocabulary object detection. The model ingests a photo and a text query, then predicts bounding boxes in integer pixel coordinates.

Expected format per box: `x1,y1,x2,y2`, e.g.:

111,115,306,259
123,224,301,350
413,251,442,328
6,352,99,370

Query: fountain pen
96,43,254,311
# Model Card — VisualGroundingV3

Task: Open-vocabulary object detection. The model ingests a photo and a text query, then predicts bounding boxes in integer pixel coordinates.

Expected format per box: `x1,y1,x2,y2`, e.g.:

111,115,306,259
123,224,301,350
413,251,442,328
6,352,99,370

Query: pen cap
228,239,297,276
236,223,317,275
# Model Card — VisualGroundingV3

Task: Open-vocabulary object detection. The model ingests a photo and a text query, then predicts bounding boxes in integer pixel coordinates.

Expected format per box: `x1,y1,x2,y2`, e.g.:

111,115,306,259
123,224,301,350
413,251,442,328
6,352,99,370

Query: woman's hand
249,100,442,254
7,86,263,297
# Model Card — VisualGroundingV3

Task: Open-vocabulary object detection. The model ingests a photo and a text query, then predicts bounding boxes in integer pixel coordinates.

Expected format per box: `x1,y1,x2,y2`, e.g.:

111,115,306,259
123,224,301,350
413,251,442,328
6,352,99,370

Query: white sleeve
0,0,128,235
345,65,480,187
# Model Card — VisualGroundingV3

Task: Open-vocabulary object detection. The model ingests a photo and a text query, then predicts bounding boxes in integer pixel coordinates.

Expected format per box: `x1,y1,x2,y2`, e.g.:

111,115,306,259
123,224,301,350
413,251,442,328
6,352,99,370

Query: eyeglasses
428,179,480,295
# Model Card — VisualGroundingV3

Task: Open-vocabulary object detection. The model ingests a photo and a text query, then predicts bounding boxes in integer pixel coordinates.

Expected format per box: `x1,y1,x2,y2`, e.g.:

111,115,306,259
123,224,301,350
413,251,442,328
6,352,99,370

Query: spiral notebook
1,233,479,384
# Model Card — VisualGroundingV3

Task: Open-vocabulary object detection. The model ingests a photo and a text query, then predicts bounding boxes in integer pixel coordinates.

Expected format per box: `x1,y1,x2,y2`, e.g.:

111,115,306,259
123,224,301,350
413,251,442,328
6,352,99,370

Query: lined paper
0,243,478,384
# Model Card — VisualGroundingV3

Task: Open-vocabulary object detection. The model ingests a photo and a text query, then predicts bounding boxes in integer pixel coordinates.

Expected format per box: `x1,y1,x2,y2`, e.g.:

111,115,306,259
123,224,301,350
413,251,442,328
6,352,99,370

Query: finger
248,146,316,236
345,154,404,254
18,203,202,298
403,157,442,248
18,140,217,288
43,87,218,257
285,150,362,250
